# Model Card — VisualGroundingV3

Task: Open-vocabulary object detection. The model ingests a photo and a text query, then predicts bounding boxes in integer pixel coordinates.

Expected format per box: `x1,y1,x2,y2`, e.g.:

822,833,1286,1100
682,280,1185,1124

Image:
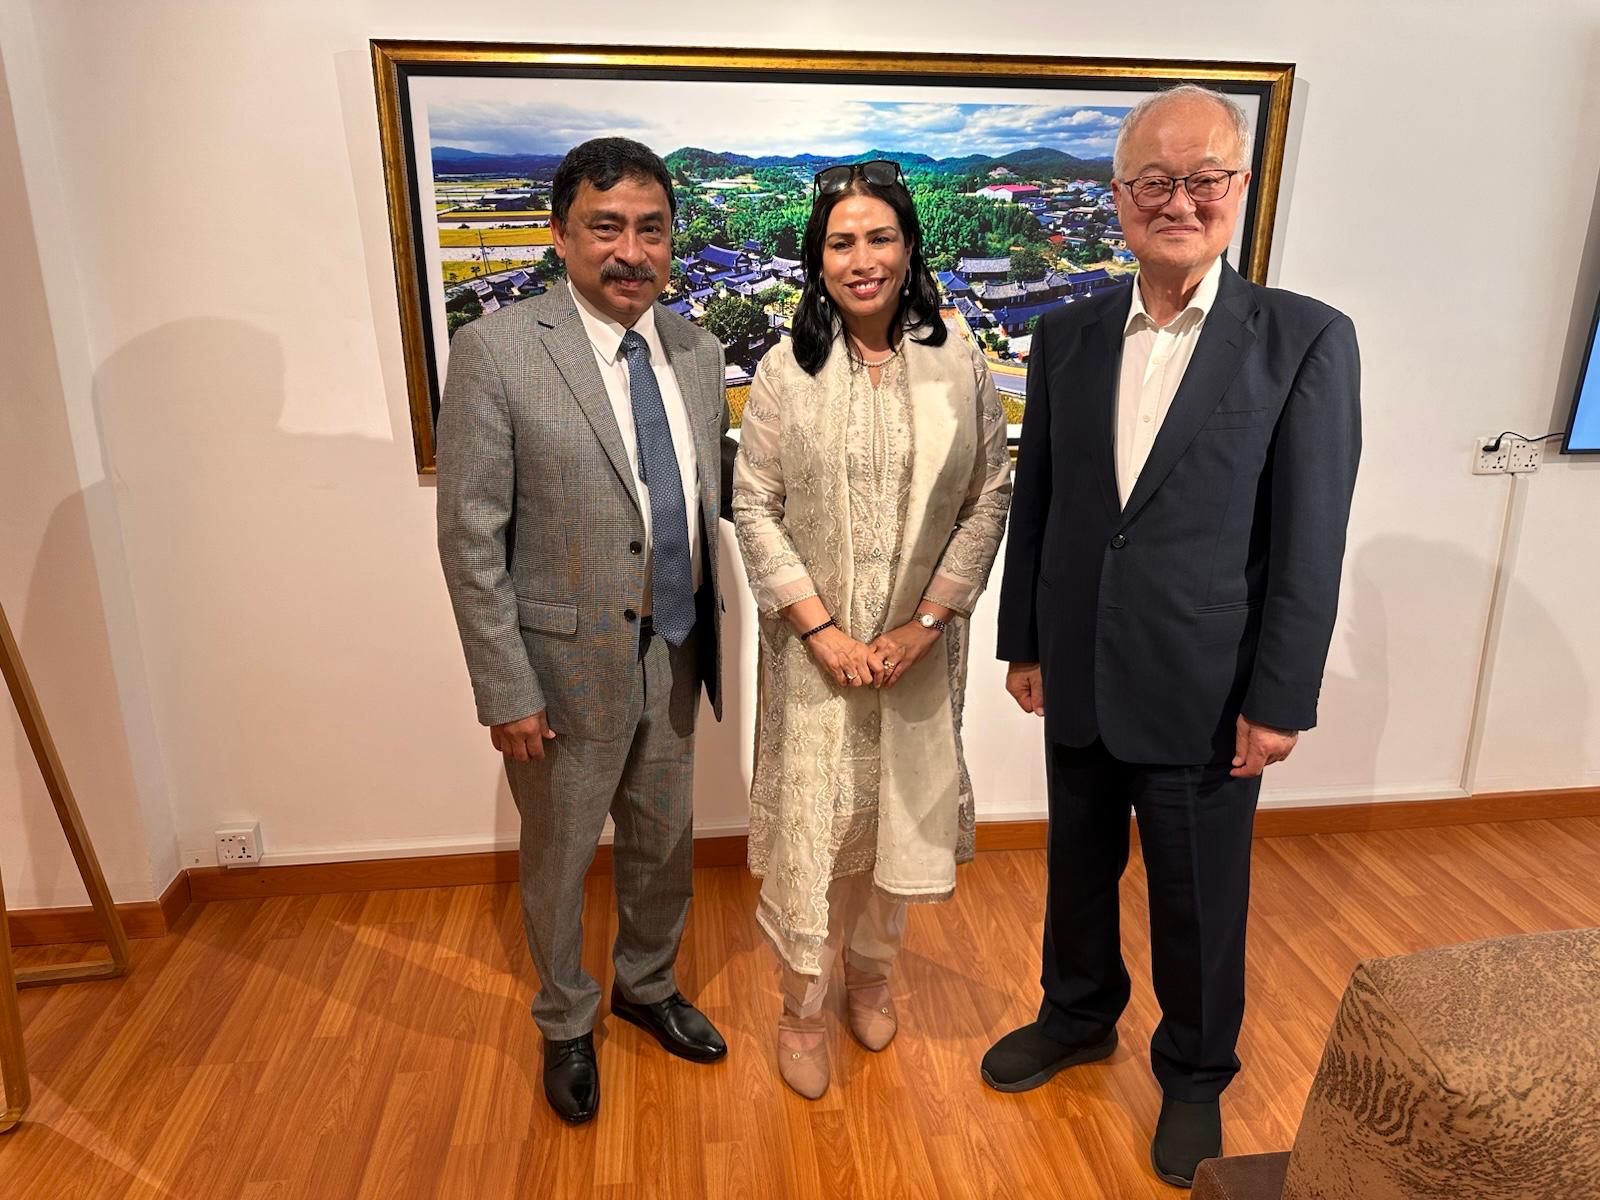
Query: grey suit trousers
504,626,699,1041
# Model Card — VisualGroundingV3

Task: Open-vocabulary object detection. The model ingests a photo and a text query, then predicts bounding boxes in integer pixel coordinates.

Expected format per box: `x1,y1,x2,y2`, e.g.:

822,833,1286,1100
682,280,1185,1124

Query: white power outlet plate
1505,438,1543,474
1473,435,1543,475
1472,435,1510,474
215,823,263,867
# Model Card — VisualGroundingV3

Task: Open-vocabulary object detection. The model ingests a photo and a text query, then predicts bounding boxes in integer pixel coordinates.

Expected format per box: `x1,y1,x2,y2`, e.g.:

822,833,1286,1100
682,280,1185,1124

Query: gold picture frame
372,41,1294,472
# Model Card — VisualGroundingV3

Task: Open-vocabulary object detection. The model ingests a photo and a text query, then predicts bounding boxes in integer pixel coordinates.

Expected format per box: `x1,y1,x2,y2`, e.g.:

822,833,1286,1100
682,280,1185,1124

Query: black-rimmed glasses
813,159,905,196
1120,168,1239,210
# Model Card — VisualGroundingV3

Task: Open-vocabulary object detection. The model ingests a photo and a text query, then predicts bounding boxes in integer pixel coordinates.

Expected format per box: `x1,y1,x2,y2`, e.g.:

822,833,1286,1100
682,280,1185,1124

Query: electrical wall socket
1472,435,1510,474
1472,435,1543,475
215,822,263,867
1505,438,1543,474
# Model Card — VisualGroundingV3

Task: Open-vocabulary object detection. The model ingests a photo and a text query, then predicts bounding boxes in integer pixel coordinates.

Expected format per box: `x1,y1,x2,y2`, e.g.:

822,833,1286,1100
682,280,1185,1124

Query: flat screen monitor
1565,279,1600,453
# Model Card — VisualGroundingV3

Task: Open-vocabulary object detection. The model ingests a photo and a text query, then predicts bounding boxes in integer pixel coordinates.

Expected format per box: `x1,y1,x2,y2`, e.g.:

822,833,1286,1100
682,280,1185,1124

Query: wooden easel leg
0,601,131,989
0,864,30,1133
0,596,138,1133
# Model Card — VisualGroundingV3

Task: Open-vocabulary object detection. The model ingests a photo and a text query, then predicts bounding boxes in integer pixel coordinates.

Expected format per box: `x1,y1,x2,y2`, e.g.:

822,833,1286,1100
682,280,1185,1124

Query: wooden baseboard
1251,786,1600,837
7,900,165,946
974,820,1049,851
186,833,755,903
960,789,1600,848
160,867,192,930
11,788,1598,944
177,787,1600,903
7,867,193,948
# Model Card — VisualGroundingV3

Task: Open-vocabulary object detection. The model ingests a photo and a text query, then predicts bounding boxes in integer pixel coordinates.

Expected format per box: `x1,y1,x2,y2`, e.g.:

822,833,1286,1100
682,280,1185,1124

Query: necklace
851,338,898,368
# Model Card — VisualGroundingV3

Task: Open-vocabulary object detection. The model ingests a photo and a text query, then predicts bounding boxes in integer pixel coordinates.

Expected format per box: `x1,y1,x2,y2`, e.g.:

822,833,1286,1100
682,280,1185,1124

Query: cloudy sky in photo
414,75,1163,161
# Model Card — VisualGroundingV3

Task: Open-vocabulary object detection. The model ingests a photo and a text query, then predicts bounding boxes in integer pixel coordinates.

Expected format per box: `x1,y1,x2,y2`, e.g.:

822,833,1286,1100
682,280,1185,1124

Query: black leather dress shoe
610,987,727,1063
980,1022,1118,1092
1150,1095,1222,1188
543,1032,599,1125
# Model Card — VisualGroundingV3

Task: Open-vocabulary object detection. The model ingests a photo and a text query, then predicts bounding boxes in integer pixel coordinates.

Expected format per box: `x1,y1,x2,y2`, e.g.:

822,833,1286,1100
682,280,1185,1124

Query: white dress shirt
1115,256,1223,508
569,282,703,605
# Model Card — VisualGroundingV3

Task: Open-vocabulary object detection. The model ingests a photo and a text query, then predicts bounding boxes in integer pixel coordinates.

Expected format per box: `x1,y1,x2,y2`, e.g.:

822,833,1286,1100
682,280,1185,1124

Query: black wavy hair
791,172,946,376
551,137,676,224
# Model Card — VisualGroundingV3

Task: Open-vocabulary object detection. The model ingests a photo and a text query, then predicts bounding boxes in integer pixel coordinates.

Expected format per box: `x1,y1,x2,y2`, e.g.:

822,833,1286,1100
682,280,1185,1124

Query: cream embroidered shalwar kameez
733,332,1012,976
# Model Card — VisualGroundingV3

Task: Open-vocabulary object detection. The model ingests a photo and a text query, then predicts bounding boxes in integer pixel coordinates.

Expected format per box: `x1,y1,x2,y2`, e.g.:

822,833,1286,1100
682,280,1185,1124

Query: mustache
600,260,659,283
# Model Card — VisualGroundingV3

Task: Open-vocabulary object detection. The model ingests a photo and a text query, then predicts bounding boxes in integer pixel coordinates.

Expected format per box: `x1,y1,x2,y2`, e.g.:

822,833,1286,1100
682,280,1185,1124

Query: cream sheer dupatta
732,334,1011,973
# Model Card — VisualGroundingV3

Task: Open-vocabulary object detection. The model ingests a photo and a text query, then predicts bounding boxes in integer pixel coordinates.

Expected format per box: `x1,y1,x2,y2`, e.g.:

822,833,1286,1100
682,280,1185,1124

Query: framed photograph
373,42,1294,471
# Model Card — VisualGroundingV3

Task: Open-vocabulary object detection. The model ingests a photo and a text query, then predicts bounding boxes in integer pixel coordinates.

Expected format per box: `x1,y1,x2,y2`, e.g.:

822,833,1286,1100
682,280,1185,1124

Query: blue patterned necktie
620,329,695,646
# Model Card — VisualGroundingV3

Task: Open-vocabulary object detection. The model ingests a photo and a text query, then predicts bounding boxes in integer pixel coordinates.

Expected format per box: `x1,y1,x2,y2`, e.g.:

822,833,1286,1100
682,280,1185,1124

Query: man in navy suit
982,84,1361,1187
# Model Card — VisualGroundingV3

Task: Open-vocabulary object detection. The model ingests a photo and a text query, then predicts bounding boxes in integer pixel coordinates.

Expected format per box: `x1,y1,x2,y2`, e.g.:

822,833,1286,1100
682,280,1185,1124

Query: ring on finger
844,671,857,681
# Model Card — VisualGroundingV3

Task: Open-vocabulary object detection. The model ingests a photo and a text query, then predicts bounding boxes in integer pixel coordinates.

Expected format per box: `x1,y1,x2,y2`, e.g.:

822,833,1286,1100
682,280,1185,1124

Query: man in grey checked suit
437,138,734,1126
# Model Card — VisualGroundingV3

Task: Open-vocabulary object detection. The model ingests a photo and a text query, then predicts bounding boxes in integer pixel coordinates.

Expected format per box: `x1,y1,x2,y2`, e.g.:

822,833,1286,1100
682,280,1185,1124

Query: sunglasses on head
813,159,905,196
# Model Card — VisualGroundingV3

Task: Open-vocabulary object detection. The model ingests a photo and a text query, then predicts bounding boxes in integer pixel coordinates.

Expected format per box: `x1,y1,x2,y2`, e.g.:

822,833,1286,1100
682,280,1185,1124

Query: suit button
624,609,637,622
1110,533,1128,549
629,541,642,555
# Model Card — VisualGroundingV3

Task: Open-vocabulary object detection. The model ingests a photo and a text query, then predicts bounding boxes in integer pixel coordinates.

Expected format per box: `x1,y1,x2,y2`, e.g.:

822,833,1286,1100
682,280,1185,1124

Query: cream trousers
779,872,907,1018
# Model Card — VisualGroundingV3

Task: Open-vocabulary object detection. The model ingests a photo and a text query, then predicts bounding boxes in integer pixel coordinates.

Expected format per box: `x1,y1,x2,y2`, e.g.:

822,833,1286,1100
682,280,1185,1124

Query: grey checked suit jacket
436,286,731,741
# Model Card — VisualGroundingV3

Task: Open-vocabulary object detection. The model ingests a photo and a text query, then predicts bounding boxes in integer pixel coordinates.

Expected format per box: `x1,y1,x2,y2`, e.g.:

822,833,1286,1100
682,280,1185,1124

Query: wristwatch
915,612,948,634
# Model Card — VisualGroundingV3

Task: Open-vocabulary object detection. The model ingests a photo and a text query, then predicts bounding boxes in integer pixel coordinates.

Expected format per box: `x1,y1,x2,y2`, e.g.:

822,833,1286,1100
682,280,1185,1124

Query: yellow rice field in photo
439,227,555,248
441,257,539,284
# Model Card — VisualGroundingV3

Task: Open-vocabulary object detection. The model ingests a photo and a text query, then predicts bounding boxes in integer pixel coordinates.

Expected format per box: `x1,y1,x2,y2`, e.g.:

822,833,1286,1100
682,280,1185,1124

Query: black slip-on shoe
980,1022,1118,1093
1150,1095,1222,1188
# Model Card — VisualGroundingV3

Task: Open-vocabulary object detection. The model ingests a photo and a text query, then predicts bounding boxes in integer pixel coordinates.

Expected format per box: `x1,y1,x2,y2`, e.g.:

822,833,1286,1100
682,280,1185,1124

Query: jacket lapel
1077,286,1133,522
1118,264,1258,523
536,288,642,514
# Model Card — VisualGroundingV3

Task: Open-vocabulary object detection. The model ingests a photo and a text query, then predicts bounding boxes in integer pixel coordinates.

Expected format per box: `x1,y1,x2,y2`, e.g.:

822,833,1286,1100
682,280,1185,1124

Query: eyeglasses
813,159,905,196
1120,168,1239,210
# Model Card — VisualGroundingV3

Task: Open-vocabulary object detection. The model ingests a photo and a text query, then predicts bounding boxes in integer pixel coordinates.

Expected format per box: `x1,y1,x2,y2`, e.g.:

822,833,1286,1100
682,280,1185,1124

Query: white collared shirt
1115,255,1224,508
569,281,703,600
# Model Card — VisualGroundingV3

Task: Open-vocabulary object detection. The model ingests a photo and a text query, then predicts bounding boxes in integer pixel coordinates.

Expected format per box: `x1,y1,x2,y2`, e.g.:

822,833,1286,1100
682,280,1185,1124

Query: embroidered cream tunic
733,332,1012,975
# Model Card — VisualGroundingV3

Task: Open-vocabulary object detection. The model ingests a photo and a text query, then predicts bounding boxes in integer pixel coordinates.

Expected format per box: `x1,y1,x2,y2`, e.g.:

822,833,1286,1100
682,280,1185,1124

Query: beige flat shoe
845,967,897,1052
777,1011,830,1099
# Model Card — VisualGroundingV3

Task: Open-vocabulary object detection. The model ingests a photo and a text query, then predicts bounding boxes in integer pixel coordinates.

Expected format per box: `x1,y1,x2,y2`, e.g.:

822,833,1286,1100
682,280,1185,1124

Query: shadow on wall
86,316,520,858
1311,533,1588,799
84,316,754,867
1468,518,1597,791
1301,539,1390,797
9,485,152,907
1,44,154,909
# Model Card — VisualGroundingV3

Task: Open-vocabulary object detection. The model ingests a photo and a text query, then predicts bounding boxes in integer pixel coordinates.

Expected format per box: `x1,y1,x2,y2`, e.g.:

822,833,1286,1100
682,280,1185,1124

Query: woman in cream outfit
733,160,1012,1098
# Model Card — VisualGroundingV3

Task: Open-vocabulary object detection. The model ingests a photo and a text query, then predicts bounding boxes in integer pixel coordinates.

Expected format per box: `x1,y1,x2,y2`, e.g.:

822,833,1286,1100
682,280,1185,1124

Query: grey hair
1112,83,1251,179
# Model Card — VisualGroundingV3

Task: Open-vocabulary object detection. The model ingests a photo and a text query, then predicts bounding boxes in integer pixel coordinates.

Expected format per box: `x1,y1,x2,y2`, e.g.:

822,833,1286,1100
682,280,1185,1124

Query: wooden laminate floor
4,816,1599,1199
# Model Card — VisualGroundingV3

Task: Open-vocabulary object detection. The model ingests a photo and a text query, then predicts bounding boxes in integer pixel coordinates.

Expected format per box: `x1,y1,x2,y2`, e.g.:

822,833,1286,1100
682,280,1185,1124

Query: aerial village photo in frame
372,45,1293,470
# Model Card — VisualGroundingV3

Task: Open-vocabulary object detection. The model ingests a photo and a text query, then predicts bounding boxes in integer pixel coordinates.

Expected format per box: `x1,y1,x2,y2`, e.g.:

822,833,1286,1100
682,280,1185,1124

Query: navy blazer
996,262,1361,765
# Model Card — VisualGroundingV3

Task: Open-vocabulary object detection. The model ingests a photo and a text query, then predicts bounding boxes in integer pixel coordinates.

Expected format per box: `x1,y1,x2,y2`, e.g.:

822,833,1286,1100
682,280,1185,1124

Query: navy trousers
1038,738,1262,1102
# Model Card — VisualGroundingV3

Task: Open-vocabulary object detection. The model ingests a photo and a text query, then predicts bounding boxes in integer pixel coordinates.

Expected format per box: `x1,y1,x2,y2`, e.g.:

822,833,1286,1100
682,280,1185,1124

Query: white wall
0,9,175,910
2,0,1598,907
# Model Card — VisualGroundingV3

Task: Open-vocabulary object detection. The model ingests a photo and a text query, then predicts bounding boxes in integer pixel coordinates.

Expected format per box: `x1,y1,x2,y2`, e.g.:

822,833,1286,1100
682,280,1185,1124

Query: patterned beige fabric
1283,928,1600,1199
836,355,914,875
1193,1152,1291,1199
733,334,1011,974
